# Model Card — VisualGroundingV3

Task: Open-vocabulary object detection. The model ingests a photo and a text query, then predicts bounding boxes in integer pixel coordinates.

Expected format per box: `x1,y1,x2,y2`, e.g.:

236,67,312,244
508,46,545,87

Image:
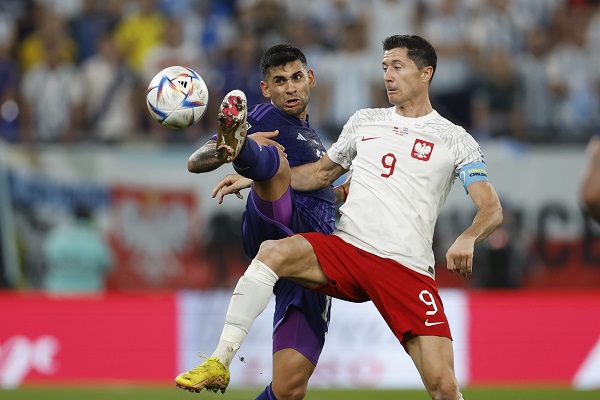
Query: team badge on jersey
411,139,434,161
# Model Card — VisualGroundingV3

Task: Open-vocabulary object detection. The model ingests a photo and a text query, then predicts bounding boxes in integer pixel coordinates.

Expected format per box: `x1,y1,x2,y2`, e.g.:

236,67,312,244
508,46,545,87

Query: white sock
211,259,279,367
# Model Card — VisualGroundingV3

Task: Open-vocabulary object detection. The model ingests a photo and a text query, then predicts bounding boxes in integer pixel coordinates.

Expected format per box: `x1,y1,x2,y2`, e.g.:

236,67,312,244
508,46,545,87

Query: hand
212,174,253,204
249,130,286,156
334,172,352,204
446,236,475,277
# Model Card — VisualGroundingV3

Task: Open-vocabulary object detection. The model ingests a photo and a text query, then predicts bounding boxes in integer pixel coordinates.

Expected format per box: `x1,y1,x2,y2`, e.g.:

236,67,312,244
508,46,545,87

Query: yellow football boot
175,357,230,394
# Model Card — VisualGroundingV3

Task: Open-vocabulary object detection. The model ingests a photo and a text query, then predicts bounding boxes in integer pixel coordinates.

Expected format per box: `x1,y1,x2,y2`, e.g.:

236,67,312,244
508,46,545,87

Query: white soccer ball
146,66,209,129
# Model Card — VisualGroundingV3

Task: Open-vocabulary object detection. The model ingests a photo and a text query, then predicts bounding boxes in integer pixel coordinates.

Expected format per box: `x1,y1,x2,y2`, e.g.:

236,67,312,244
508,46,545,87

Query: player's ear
308,69,316,88
421,66,433,84
260,81,270,98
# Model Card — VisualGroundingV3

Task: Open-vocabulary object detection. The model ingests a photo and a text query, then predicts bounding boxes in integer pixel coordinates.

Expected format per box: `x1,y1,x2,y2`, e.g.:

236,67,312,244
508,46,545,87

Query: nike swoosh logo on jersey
424,319,445,326
361,136,380,141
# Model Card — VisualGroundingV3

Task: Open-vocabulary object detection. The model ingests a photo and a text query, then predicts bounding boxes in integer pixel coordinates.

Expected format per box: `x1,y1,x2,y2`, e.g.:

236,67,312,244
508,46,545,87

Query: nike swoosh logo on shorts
424,319,445,327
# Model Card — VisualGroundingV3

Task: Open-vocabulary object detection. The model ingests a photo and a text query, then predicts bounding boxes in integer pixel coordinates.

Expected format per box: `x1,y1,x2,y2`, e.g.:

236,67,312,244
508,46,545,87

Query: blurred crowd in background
0,0,599,146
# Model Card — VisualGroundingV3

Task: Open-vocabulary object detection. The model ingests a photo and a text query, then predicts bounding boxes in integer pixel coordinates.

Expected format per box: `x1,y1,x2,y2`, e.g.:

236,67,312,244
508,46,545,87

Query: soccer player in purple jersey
187,35,503,400
175,45,347,400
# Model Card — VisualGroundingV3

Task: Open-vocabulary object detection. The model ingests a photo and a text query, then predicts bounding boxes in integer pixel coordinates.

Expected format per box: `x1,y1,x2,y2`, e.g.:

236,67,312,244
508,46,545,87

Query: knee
255,240,291,277
256,240,282,265
256,236,314,281
272,380,307,400
425,375,460,400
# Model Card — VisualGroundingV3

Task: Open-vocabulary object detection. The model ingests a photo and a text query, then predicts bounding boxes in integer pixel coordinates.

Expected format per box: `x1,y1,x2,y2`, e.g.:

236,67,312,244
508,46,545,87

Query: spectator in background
581,132,600,222
283,18,324,63
214,34,265,109
80,32,139,143
142,16,204,80
471,49,522,142
365,0,420,60
113,0,165,74
468,0,527,57
194,1,237,63
514,27,555,143
513,0,564,29
422,0,475,130
546,6,600,143
68,0,122,65
237,0,288,49
156,0,198,18
43,203,113,293
587,2,600,56
17,5,76,72
0,12,20,142
318,17,378,140
308,0,363,50
5,0,598,149
20,34,83,143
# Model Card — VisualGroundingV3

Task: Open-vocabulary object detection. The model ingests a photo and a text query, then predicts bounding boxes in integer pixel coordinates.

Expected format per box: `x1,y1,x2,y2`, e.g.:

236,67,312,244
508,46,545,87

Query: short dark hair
383,35,437,82
260,44,308,79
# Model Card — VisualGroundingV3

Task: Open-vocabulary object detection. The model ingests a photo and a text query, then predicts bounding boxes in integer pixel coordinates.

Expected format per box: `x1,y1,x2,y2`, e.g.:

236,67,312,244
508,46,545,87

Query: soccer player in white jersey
198,35,503,400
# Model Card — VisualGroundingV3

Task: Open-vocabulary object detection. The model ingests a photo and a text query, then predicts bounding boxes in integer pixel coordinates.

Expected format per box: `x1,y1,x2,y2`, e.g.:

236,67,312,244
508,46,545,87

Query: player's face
382,47,431,107
260,60,315,119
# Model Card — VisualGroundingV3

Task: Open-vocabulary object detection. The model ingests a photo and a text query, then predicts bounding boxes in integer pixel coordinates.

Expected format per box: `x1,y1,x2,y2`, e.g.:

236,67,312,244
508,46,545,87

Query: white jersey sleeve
327,111,358,169
443,125,485,175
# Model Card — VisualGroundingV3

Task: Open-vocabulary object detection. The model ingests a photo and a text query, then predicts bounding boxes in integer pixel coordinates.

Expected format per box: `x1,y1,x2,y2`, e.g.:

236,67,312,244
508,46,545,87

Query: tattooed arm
187,139,223,173
187,132,285,174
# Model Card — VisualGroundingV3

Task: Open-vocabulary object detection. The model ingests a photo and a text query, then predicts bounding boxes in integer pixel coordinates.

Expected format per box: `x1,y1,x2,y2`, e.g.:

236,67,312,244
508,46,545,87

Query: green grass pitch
1,386,599,400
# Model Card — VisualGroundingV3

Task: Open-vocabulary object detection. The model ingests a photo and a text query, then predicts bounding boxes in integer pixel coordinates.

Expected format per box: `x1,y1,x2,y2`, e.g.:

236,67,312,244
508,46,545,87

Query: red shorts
300,232,452,347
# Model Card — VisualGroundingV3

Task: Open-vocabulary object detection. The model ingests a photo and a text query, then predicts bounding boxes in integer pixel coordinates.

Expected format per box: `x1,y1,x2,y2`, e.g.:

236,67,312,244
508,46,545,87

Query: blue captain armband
458,161,489,194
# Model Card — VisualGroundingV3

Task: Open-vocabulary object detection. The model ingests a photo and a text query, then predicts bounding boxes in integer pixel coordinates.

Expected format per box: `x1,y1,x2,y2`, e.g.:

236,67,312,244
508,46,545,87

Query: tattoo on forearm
189,142,221,172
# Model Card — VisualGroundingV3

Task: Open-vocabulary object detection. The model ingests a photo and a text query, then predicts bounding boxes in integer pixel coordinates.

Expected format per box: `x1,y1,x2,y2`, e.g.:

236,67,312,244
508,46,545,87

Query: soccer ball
146,66,209,129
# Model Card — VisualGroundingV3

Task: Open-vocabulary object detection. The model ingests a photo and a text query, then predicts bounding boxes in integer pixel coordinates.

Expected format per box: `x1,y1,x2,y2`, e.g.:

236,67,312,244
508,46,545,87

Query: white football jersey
328,107,484,278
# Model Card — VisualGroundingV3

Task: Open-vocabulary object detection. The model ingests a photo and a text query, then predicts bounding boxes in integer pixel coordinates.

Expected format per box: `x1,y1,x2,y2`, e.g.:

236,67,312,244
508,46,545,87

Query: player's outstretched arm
212,174,253,204
188,139,222,173
188,131,285,174
446,181,503,277
291,154,347,192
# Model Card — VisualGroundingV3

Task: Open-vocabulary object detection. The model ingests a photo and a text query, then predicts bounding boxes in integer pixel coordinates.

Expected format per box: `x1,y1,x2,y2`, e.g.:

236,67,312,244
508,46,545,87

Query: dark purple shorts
243,187,330,367
272,307,322,366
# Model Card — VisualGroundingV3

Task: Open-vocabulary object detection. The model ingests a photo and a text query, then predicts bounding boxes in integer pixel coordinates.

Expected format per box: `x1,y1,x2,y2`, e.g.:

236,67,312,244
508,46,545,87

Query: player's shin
233,139,280,181
212,259,279,367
